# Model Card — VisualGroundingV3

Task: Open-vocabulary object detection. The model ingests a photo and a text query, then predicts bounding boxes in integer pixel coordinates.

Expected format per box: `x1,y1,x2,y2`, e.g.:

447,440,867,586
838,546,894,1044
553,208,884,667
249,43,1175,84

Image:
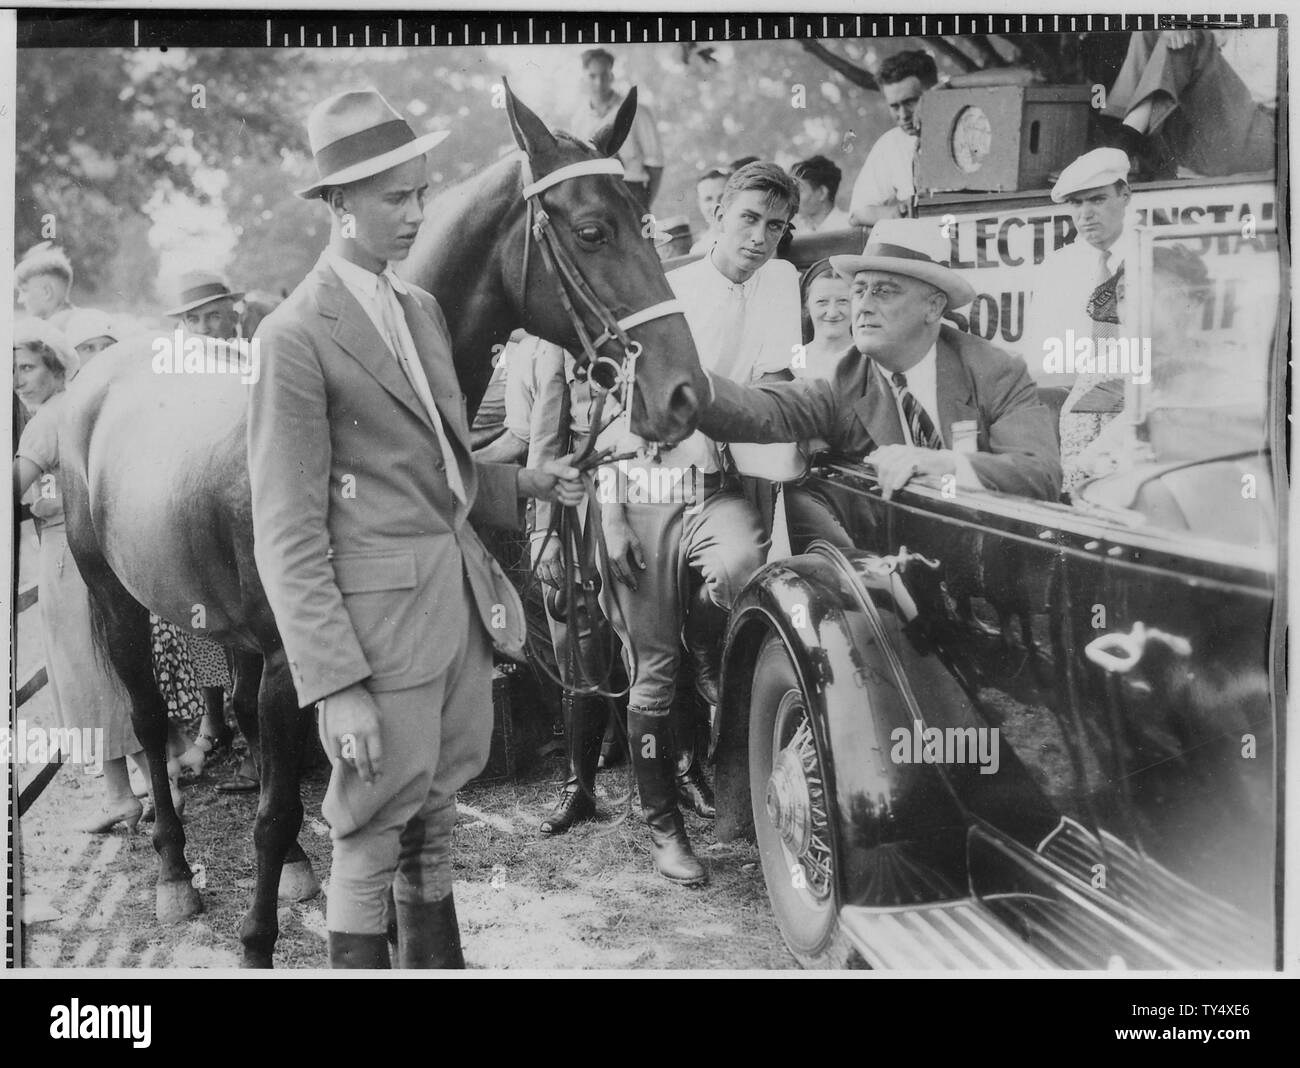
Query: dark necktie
891,371,943,450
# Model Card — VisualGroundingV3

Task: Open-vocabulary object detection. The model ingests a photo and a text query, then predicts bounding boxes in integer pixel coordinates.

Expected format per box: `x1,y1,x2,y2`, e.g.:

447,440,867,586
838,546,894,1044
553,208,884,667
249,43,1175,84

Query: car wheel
749,634,858,969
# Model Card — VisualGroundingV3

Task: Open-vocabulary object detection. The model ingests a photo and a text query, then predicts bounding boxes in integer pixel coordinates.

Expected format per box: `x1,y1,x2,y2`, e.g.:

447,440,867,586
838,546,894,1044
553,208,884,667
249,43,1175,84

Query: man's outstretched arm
698,372,840,445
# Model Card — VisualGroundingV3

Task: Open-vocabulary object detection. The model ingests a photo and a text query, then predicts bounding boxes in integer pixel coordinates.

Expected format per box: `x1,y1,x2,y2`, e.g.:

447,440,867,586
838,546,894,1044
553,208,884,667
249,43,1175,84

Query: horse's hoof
156,879,203,924
277,860,321,902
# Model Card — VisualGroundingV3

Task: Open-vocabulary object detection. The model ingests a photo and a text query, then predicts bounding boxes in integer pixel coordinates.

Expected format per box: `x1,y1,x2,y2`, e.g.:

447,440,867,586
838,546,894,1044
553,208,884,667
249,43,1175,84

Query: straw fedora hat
296,89,450,200
829,218,976,309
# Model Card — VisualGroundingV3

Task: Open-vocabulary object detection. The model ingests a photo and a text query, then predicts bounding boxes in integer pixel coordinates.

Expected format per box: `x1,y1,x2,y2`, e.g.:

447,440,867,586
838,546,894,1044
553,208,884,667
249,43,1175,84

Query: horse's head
500,83,705,446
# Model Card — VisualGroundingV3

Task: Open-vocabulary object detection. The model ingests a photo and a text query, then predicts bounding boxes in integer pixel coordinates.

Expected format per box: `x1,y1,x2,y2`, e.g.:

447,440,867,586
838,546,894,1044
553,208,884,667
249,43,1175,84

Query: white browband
521,158,626,200
616,300,685,333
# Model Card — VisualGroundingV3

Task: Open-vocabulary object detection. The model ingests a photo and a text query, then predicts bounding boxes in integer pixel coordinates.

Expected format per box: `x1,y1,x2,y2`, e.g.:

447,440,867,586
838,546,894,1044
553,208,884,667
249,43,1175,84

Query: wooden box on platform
917,86,1092,194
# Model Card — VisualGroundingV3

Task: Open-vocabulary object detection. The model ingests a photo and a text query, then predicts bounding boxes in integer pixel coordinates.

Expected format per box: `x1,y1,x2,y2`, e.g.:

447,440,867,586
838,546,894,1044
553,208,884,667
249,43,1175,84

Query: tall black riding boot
628,709,707,886
671,675,716,819
328,931,391,969
683,584,728,708
541,695,606,835
395,892,466,969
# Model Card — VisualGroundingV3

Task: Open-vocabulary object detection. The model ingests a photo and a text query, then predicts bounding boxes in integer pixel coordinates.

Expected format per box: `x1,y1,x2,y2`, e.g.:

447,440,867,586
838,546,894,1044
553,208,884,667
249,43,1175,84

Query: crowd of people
11,28,1274,968
13,251,267,832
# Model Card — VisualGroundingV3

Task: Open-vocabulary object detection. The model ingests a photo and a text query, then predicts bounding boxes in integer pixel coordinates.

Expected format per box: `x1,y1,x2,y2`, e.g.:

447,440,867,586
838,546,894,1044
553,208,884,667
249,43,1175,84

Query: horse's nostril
669,383,699,422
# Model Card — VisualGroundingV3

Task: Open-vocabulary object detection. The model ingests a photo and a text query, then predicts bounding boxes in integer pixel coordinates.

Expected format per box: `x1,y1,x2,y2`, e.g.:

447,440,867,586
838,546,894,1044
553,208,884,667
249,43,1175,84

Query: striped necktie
891,371,943,450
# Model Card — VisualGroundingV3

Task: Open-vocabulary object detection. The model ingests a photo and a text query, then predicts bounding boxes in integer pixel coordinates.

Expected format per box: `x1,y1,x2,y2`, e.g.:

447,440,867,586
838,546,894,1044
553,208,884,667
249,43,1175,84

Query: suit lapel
851,357,905,448
935,335,979,447
316,266,434,434
394,289,471,453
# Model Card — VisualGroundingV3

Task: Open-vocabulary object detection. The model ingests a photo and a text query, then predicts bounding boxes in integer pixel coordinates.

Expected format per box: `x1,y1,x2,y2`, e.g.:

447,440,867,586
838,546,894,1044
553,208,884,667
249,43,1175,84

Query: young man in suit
698,218,1062,504
249,90,583,969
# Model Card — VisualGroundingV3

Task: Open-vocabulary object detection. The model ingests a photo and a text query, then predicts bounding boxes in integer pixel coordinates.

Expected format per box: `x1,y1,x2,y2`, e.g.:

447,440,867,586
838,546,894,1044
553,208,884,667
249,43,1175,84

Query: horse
57,85,706,968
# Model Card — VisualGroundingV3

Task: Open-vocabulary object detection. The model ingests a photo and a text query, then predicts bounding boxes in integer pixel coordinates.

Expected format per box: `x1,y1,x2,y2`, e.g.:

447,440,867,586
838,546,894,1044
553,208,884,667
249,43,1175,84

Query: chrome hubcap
766,692,833,901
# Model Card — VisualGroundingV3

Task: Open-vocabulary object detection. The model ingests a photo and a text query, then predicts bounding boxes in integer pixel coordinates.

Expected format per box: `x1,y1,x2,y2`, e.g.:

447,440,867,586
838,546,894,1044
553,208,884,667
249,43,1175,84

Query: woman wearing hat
13,323,157,832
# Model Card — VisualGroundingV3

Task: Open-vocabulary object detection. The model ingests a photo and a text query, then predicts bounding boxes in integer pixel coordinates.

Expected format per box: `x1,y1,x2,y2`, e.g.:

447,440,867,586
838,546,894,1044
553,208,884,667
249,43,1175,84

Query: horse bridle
512,151,694,722
516,151,685,453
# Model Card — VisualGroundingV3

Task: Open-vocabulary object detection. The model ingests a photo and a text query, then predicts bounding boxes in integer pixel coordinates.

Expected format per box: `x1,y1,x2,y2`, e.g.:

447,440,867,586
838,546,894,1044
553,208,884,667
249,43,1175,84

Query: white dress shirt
567,91,664,184
878,343,982,490
1020,224,1140,385
849,127,918,217
325,249,466,505
793,206,853,234
602,248,801,475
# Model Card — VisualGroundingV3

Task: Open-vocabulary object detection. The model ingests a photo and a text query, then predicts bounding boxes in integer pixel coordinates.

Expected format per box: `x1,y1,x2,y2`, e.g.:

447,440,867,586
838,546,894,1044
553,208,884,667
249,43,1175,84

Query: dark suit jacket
699,324,1062,501
248,256,526,708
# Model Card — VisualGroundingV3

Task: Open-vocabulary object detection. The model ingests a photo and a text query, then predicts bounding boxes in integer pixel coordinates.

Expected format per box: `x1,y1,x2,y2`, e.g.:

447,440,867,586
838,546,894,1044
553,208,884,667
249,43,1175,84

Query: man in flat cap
1022,148,1139,493
248,88,583,969
697,218,1061,503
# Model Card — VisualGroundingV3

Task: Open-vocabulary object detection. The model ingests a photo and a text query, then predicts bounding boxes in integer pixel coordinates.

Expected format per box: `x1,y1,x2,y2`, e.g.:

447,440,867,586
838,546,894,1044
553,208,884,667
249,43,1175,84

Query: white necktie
710,283,749,383
378,275,467,506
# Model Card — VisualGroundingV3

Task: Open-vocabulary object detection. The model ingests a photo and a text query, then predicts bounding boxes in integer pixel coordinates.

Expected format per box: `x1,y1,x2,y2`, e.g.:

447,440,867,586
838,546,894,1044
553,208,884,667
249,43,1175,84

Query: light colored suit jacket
248,256,526,708
699,324,1062,501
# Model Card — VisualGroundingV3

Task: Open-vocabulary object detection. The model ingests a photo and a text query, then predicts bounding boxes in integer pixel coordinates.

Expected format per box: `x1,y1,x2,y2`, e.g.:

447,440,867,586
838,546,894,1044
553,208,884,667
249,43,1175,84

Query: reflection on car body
715,218,1281,970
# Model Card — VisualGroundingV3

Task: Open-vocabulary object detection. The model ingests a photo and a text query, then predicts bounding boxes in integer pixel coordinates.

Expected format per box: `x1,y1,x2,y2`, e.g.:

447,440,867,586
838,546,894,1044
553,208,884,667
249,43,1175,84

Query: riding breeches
320,593,492,934
600,480,768,716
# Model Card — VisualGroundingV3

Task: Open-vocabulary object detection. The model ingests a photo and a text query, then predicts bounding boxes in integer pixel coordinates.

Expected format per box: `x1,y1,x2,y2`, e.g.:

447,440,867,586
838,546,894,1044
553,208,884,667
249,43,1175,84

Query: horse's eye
575,225,605,247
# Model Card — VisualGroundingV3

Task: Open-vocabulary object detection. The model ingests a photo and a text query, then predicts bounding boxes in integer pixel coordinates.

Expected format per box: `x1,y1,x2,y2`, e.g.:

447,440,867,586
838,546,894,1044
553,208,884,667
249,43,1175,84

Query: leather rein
513,152,684,701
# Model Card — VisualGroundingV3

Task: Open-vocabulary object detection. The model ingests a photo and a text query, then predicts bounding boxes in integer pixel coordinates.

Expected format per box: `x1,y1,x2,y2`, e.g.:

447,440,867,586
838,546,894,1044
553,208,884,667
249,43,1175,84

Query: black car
713,219,1284,970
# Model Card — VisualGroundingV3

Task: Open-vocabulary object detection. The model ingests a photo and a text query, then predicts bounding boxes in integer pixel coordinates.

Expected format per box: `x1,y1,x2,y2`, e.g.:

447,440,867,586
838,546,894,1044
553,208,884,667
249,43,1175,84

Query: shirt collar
877,342,938,392
706,247,759,298
325,248,408,299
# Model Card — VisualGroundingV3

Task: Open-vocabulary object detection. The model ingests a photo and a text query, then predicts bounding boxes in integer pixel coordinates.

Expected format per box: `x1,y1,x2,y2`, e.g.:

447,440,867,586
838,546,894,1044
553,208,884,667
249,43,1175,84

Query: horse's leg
238,647,312,967
83,571,201,923
233,652,318,901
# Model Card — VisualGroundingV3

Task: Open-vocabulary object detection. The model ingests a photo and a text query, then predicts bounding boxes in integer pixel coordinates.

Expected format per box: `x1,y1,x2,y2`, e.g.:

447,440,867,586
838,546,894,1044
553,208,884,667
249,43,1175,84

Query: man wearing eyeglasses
697,219,1062,504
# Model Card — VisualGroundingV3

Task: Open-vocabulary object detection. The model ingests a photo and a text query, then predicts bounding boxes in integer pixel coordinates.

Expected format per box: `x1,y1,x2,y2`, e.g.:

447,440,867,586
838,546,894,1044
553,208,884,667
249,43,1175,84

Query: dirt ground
17,738,796,972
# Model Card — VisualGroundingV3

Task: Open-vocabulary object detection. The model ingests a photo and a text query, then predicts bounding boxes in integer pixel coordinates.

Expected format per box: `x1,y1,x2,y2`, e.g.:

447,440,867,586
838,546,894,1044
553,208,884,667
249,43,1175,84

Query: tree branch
923,37,981,73
966,35,1010,67
798,39,879,92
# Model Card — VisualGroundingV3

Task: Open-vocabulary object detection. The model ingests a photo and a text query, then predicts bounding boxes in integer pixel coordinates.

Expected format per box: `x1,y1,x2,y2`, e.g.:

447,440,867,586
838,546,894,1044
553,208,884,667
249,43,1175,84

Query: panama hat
296,89,450,200
1051,148,1131,203
165,271,245,318
829,218,975,309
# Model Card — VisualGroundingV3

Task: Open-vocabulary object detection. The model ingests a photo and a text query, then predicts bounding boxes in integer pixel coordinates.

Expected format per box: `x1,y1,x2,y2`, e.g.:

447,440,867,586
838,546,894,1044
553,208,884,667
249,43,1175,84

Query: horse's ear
591,86,637,158
504,79,557,158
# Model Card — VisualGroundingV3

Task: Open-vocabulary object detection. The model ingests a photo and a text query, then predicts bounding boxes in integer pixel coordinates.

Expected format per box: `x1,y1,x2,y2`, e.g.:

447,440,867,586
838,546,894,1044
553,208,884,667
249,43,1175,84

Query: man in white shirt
848,50,939,227
600,163,802,886
1021,148,1139,491
567,48,664,210
791,155,854,234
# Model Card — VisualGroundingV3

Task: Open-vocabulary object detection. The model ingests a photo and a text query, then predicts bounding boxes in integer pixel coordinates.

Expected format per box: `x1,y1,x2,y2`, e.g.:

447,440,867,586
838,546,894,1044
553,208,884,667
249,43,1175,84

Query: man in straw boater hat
248,89,584,969
697,218,1061,503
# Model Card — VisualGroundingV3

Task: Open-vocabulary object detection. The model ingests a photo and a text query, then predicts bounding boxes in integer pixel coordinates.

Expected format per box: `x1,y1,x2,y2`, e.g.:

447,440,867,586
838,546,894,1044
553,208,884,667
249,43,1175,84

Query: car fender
717,542,989,908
